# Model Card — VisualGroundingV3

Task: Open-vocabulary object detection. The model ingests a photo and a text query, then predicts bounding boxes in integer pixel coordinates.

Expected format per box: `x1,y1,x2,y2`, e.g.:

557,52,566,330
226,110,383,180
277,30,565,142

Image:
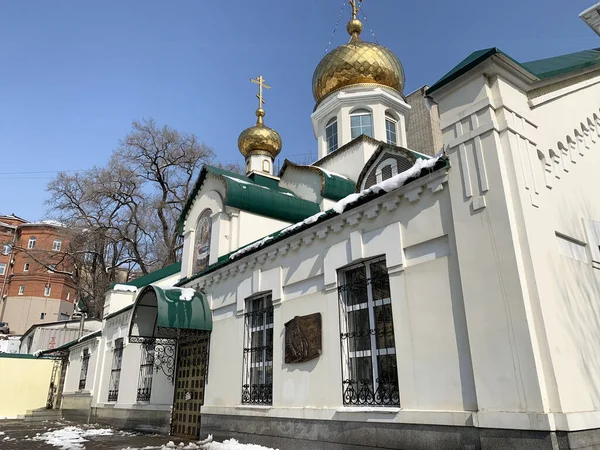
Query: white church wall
237,211,291,249
63,339,100,394
195,170,479,424
314,139,379,182
434,72,551,428
278,168,323,204
505,73,600,419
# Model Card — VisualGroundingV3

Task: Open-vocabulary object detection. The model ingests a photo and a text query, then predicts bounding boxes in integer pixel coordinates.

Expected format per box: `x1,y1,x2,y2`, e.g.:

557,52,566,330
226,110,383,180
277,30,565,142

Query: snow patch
121,435,277,450
31,426,114,449
113,284,138,293
33,350,44,357
227,156,441,261
178,288,196,301
316,167,350,180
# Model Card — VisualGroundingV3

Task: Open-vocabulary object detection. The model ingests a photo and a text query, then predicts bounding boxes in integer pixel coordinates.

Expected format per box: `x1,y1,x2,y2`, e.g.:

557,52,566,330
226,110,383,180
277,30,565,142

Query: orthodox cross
250,75,271,109
349,0,363,19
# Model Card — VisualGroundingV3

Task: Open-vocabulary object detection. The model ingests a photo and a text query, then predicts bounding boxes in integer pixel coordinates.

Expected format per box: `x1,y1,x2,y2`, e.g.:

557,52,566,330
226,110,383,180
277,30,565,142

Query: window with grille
326,118,339,153
79,349,90,390
338,258,399,406
241,294,273,405
108,339,123,402
137,342,155,402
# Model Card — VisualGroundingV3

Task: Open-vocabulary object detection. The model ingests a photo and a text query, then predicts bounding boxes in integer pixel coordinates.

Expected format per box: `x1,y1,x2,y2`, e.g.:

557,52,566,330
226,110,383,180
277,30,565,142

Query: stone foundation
200,414,600,450
91,406,171,435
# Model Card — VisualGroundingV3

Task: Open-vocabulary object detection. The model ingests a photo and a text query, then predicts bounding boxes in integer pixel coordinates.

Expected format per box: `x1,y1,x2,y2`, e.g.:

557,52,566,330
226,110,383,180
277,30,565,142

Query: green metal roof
178,165,321,233
177,157,449,287
427,47,600,95
278,160,356,202
118,261,182,289
153,286,212,331
521,48,600,80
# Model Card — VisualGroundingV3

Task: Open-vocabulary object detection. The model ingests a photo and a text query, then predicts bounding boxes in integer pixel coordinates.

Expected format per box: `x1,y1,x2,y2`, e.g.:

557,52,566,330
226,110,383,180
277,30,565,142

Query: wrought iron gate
171,332,210,439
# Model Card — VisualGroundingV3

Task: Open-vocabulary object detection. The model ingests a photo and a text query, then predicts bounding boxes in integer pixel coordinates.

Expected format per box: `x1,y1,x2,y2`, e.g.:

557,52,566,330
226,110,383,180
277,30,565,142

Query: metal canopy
129,285,212,340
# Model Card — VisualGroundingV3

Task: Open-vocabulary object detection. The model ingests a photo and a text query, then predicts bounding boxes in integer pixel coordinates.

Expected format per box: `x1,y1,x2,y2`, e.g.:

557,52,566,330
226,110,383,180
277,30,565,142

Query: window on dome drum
338,258,399,406
262,159,271,173
137,342,155,402
242,293,273,405
18,285,24,295
350,109,373,139
108,339,124,402
326,118,339,153
385,114,398,145
44,285,51,297
27,237,36,249
79,349,90,390
193,209,212,274
52,240,62,251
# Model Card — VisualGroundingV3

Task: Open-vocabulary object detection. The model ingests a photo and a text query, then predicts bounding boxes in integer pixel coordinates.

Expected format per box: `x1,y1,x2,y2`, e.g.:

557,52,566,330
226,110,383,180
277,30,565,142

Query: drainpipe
0,228,17,322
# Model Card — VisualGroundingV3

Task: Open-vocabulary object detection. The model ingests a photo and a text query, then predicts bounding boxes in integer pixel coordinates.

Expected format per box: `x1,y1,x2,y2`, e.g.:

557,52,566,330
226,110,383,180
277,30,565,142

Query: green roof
427,47,600,95
521,48,600,80
278,160,356,201
118,261,182,289
153,286,212,331
177,157,449,287
178,165,321,233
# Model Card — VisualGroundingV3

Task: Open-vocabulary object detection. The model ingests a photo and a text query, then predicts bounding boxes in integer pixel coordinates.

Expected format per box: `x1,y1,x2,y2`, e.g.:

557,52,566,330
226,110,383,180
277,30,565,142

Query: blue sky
1,0,598,221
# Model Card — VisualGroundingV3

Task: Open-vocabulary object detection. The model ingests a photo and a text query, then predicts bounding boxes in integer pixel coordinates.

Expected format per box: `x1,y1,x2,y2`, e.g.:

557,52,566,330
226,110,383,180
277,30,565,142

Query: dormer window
325,118,339,153
376,158,399,183
350,109,373,139
385,112,398,145
193,209,213,274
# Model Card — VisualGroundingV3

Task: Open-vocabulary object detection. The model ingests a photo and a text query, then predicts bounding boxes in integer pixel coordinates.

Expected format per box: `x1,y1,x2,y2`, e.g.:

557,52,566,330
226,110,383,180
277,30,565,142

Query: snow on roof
113,284,139,293
19,220,67,228
230,156,441,261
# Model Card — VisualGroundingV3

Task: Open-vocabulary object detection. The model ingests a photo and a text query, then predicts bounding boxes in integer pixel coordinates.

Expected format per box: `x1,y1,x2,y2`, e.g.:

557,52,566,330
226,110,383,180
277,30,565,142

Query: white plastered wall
433,61,600,430
187,169,477,424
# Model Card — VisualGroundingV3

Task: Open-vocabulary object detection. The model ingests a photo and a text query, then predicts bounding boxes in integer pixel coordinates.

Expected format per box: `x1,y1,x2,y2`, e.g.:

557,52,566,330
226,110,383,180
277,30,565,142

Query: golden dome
238,108,282,159
312,16,405,105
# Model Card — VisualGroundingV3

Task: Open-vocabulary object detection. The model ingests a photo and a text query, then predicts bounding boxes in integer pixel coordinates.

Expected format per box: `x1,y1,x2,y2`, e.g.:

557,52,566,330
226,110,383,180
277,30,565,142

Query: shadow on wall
549,194,600,410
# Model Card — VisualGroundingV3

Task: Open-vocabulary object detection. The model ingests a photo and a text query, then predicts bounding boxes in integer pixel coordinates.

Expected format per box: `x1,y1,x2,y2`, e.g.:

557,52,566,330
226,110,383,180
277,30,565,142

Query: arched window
262,159,271,173
193,209,213,274
376,158,399,183
27,236,36,249
350,109,373,139
325,118,339,153
385,112,398,145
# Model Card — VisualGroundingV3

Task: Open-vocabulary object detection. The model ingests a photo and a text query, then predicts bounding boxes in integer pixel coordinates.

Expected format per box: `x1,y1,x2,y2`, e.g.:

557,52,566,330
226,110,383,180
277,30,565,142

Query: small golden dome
238,108,282,159
312,16,405,105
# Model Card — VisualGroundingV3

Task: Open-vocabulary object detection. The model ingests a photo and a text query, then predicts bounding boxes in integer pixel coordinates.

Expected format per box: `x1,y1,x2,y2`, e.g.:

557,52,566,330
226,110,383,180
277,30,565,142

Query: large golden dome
312,14,405,105
238,108,282,159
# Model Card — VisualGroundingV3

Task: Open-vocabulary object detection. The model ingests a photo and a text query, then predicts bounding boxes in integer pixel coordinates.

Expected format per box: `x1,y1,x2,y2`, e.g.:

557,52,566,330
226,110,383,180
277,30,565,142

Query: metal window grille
137,342,155,402
241,294,273,405
108,339,123,402
338,258,400,406
79,349,90,390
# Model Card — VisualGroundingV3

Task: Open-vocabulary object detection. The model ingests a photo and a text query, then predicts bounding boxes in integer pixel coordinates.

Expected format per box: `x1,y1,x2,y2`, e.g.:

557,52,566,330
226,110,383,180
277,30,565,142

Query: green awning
154,286,212,331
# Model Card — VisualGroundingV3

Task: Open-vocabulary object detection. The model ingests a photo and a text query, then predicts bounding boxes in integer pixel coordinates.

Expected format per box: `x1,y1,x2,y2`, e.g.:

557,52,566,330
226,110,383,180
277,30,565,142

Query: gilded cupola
238,76,282,175
312,0,405,106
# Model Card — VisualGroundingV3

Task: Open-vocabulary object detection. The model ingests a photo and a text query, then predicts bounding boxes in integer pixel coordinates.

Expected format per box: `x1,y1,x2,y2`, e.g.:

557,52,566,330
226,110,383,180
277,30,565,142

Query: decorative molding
192,168,450,288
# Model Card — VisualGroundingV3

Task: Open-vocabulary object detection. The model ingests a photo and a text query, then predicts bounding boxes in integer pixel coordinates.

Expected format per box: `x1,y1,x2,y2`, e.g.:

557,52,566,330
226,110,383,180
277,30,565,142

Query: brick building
405,85,444,156
0,215,78,335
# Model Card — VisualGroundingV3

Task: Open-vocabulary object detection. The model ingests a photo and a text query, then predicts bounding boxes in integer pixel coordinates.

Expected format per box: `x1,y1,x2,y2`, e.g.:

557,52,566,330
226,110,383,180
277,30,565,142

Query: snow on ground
122,435,277,450
31,425,115,449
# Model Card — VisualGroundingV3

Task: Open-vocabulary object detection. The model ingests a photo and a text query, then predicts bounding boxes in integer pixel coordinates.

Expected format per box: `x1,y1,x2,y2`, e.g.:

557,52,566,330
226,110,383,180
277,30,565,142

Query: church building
52,2,600,449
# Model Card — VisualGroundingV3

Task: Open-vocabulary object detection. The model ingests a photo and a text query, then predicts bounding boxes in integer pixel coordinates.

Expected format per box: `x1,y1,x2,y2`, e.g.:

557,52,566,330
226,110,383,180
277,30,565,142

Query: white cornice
185,168,449,290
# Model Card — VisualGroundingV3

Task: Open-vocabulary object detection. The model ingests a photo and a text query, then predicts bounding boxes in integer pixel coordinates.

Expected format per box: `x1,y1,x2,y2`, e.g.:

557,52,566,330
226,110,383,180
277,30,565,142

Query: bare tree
46,118,228,316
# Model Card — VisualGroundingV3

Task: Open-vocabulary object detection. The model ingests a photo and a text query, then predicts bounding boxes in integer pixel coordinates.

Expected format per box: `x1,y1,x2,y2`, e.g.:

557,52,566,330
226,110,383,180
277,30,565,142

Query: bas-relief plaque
284,313,322,364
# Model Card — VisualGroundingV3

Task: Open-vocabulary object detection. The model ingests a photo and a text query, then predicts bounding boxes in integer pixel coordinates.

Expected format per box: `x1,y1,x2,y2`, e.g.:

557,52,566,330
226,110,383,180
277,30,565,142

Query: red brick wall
5,224,76,303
